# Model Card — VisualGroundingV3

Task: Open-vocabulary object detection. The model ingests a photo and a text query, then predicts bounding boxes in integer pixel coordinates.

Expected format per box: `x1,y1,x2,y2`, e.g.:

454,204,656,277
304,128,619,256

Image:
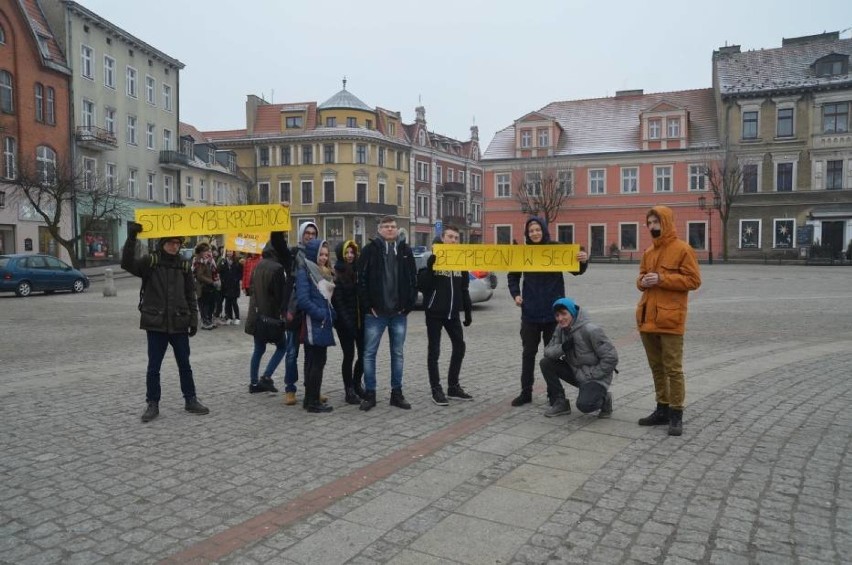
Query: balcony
159,150,190,170
439,181,466,195
441,215,469,228
318,201,397,216
75,126,118,150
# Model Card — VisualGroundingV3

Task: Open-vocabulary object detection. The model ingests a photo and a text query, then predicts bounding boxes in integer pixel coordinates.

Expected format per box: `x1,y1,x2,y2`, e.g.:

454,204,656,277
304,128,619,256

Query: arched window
35,83,44,122
0,71,13,114
36,145,56,185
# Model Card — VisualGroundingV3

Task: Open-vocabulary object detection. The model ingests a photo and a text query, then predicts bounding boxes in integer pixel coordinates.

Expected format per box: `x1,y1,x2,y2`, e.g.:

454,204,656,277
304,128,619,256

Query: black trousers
335,323,363,389
426,315,466,390
519,320,556,394
540,356,579,399
302,344,327,407
223,296,240,320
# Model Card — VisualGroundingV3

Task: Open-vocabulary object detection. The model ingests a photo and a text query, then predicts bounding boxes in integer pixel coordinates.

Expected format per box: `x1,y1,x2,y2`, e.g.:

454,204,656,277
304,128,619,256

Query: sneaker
283,391,297,406
185,397,210,415
447,385,473,401
431,388,449,406
511,392,532,407
598,392,613,419
259,376,278,393
248,383,264,394
305,402,333,413
141,401,159,423
544,398,571,418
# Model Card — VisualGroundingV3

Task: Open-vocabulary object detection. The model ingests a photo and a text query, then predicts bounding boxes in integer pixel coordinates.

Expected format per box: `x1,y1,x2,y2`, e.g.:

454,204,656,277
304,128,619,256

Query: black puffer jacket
121,239,197,334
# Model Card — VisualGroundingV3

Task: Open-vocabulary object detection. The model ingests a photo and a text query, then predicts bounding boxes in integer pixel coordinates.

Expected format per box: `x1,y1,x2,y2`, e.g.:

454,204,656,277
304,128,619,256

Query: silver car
414,252,493,307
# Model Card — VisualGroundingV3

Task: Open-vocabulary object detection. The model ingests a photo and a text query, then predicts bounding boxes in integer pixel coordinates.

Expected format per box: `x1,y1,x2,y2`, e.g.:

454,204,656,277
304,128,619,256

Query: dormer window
667,118,681,138
520,129,532,148
537,128,549,147
649,119,661,139
285,116,303,128
814,54,848,77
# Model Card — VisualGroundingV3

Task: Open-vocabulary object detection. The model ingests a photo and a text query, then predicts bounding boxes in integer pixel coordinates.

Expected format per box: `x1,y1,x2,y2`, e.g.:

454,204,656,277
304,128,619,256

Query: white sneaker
233,319,241,326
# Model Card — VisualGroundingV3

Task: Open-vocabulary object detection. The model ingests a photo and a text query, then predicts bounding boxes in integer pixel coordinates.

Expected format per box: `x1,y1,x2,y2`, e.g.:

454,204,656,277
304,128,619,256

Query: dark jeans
284,328,300,392
519,320,556,394
224,296,240,320
199,292,216,326
145,330,196,403
249,331,286,384
335,323,363,390
426,315,466,390
303,344,327,406
539,356,579,399
213,291,224,318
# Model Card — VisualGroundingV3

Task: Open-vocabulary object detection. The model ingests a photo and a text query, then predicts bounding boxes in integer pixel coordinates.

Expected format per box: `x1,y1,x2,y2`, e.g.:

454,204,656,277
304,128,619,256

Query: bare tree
514,167,572,227
702,143,744,261
11,156,131,268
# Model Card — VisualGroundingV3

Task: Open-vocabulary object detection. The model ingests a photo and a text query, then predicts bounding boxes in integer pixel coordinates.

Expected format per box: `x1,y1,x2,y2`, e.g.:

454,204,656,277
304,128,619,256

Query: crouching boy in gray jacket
540,297,617,418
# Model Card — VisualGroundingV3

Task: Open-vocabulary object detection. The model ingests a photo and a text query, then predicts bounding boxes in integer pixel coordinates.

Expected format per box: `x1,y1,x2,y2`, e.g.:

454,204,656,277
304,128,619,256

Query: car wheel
15,281,32,297
72,278,85,293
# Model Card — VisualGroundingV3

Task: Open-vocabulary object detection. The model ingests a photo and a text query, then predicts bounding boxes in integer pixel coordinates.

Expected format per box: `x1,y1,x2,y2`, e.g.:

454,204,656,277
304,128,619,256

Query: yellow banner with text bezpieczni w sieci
134,205,289,239
431,244,580,272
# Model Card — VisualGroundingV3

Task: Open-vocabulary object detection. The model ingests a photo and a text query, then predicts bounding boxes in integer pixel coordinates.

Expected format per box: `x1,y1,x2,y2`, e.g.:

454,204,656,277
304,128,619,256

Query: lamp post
698,194,721,265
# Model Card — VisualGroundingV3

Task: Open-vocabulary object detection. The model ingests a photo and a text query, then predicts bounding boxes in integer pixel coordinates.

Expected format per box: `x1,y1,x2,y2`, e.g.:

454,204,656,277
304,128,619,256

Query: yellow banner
134,204,290,239
225,232,269,255
432,244,580,272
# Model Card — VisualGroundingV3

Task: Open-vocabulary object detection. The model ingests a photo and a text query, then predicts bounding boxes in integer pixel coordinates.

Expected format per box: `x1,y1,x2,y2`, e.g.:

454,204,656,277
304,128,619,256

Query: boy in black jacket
418,225,473,405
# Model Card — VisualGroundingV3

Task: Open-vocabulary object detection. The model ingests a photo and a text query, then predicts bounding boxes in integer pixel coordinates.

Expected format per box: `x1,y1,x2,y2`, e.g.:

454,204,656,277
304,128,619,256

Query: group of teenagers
123,205,701,437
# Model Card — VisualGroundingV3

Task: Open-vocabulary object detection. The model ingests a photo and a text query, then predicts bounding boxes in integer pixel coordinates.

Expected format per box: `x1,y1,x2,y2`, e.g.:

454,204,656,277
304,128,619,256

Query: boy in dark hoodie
507,216,589,407
418,224,474,405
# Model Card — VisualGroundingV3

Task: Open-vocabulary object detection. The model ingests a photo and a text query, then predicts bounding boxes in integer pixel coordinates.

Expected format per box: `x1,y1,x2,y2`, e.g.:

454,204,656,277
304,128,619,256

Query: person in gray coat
540,297,617,418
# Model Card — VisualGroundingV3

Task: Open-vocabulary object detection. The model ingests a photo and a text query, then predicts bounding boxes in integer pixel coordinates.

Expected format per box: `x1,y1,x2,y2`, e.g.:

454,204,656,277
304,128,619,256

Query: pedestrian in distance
507,216,589,407
121,222,209,423
296,238,337,413
540,297,617,419
332,239,365,405
219,249,243,325
417,224,474,406
241,252,261,297
244,238,292,394
636,206,702,436
356,216,418,411
192,242,219,330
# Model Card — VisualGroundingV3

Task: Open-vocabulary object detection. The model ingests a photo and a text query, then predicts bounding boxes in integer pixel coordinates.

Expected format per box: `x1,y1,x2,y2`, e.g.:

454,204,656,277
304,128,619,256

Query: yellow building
205,84,411,251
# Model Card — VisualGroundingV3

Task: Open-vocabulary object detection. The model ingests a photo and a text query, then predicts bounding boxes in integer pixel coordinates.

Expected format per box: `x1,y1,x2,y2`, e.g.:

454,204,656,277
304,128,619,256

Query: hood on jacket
647,206,677,246
304,238,328,264
261,241,276,259
298,221,319,245
524,216,551,244
334,239,359,268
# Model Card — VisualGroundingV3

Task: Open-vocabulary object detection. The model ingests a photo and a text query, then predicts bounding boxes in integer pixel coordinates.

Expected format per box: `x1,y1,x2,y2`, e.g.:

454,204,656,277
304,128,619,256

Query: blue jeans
362,313,407,391
145,330,196,403
249,332,286,384
283,328,300,392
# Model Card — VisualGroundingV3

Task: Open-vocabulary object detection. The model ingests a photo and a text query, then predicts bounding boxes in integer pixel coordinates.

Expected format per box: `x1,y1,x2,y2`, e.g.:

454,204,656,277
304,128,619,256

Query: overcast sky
79,0,851,151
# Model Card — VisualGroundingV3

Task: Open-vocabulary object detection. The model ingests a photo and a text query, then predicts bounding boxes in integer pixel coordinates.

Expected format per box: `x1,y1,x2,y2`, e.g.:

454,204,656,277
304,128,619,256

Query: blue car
0,253,90,297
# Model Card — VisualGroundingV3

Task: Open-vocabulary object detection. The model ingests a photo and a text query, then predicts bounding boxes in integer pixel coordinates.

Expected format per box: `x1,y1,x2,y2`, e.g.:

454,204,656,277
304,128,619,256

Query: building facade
205,85,411,252
482,89,720,260
713,32,852,260
0,0,71,260
406,106,482,247
42,0,184,265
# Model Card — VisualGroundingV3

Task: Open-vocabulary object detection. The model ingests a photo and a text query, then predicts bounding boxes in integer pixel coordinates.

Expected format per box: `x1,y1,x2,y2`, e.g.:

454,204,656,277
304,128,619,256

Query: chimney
245,94,267,135
714,45,741,58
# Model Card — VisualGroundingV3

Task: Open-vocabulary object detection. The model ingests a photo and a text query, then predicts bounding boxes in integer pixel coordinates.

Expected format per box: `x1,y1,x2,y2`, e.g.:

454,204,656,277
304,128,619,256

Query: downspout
65,5,80,265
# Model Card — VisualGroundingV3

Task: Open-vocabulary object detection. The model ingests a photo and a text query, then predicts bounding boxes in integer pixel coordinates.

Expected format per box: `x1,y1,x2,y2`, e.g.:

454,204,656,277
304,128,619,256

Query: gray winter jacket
543,308,618,388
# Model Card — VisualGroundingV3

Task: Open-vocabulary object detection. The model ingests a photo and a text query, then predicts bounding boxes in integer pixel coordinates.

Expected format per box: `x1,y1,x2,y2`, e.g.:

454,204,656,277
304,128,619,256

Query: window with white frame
163,129,172,151
397,185,403,209
0,71,12,114
106,162,116,194
82,157,96,190
739,219,761,249
538,128,549,147
773,218,794,248
258,182,270,204
36,146,56,185
81,45,93,79
447,168,454,182
146,124,155,150
103,56,115,88
654,166,672,192
496,173,511,198
689,165,706,191
823,102,848,134
3,137,16,180
146,173,155,200
126,66,137,97
128,168,138,198
281,146,291,165
621,167,638,193
620,223,638,251
145,76,155,105
648,119,661,139
214,181,225,204
775,162,794,192
163,175,173,203
378,146,385,167
416,191,429,217
104,107,115,135
687,222,706,250
520,129,532,148
472,202,481,223
557,170,572,195
378,181,386,204
185,175,193,199
279,181,291,203
324,179,335,203
436,165,442,185
81,99,95,128
416,161,429,182
162,84,172,111
826,159,843,190
776,107,794,137
35,84,44,122
301,180,313,204
356,181,367,203
302,145,312,164
667,118,680,138
356,144,367,164
589,169,605,195
525,171,542,196
199,179,206,201
46,87,55,124
742,110,758,139
127,115,137,145
472,173,482,192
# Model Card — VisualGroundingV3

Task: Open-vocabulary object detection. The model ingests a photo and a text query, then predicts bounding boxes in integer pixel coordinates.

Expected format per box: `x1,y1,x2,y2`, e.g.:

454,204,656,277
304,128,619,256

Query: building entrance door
821,221,845,259
590,225,605,257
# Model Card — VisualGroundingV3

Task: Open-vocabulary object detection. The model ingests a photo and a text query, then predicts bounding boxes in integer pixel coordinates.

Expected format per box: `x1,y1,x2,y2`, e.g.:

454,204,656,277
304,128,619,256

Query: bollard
103,268,117,297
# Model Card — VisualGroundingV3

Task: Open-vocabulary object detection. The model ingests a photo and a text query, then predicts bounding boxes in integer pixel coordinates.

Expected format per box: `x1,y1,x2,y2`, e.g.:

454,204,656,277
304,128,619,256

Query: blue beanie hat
553,297,578,318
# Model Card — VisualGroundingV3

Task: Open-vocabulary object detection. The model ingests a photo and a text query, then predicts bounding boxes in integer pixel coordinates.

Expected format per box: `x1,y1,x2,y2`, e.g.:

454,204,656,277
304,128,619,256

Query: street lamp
698,194,721,265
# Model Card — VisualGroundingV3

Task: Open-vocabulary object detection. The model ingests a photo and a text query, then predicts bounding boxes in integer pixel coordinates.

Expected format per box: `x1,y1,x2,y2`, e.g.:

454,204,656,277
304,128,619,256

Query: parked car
414,252,493,307
471,270,498,289
0,254,90,297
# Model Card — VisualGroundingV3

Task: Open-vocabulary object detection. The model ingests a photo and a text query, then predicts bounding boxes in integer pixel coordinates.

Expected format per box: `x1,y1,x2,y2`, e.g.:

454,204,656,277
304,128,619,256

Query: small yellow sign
432,244,581,272
134,204,290,239
226,232,269,255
